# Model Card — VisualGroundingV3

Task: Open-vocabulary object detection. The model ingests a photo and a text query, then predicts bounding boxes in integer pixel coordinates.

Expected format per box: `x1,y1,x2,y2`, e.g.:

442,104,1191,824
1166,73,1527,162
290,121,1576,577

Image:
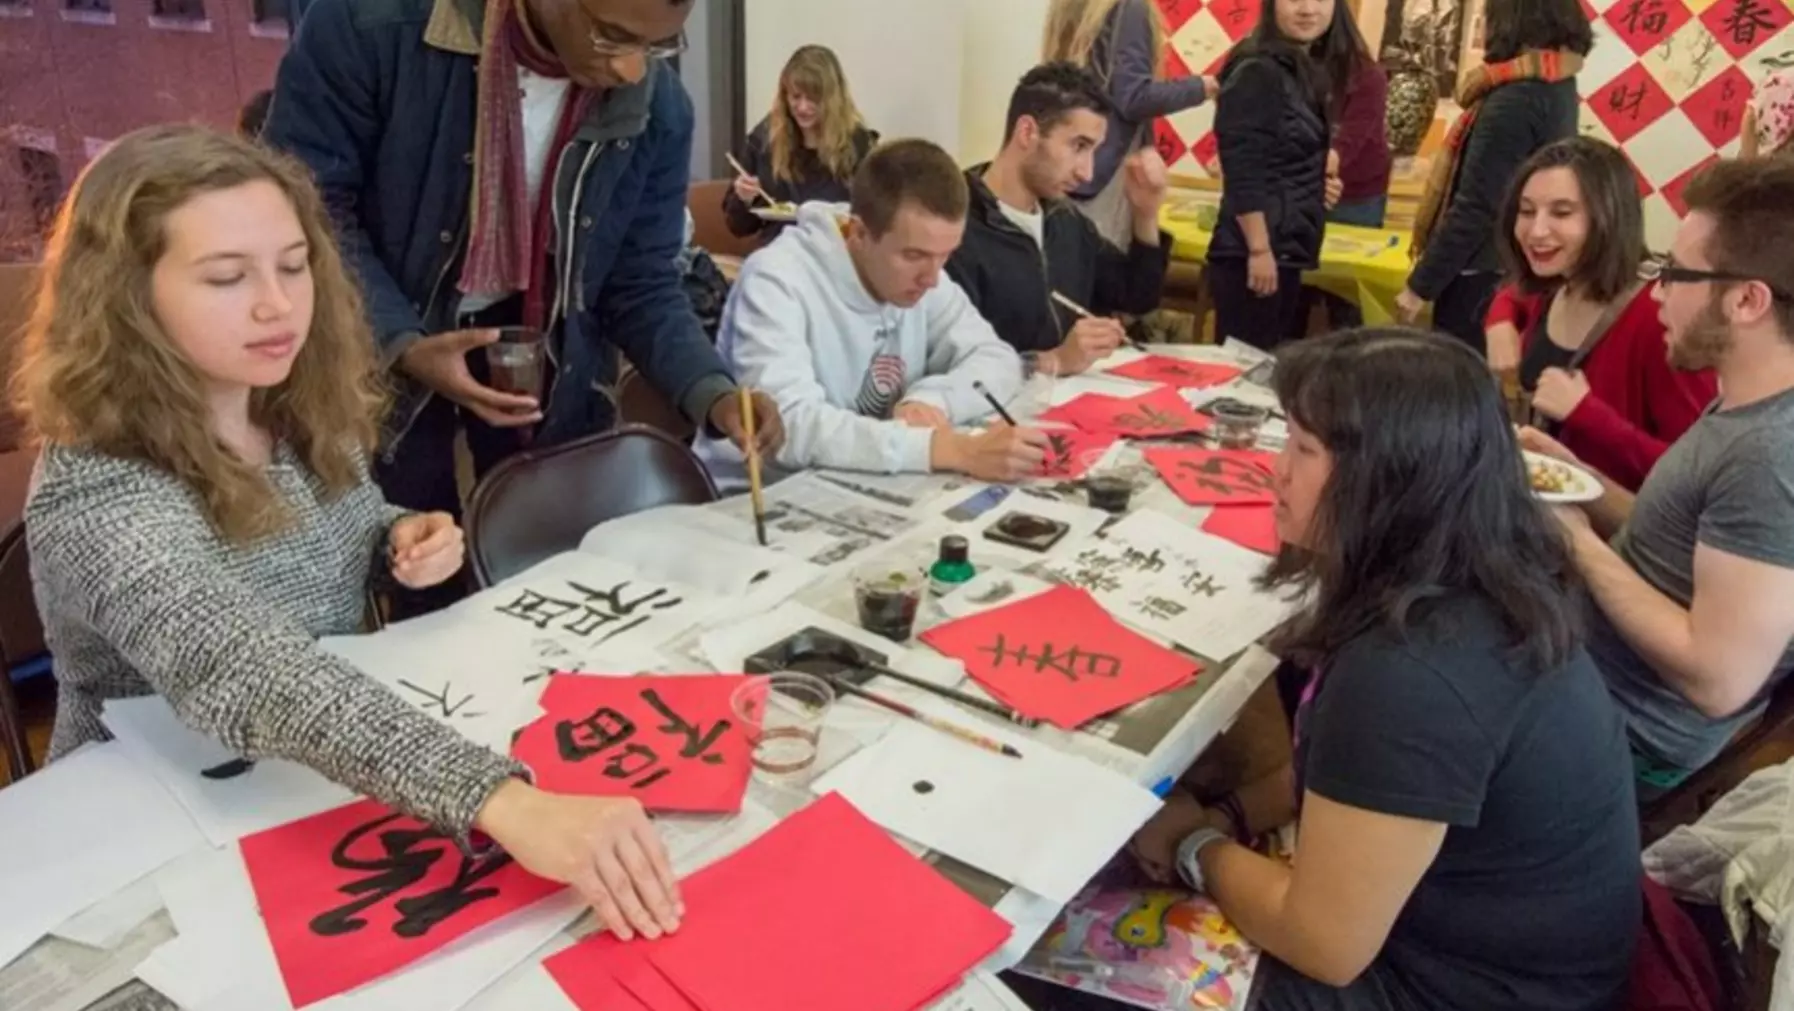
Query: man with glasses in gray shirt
1526,157,1794,798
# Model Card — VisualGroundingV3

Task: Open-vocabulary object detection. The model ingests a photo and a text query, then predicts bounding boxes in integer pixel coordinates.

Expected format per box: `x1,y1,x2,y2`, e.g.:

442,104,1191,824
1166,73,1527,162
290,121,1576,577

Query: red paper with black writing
1145,447,1277,506
1105,355,1243,390
1035,427,1121,479
920,584,1201,729
239,797,563,1009
546,792,1012,1011
1202,505,1281,555
1041,386,1213,438
511,674,762,815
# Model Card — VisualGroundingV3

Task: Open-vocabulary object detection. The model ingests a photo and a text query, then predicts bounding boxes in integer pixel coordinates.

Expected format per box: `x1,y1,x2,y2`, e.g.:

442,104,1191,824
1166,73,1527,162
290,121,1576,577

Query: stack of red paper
545,793,1012,1011
920,585,1202,729
1104,355,1243,390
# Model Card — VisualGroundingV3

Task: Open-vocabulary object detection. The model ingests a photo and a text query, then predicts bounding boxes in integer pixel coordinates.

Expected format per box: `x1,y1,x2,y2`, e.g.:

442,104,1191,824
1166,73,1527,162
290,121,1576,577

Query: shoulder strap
1566,280,1645,371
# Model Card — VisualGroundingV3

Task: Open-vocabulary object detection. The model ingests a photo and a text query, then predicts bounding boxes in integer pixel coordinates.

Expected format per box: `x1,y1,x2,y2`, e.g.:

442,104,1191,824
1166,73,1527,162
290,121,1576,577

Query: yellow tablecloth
1161,200,1413,325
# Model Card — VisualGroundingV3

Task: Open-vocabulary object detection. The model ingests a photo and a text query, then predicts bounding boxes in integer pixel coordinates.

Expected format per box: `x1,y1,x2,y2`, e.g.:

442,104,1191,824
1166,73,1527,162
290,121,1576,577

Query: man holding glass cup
265,0,784,526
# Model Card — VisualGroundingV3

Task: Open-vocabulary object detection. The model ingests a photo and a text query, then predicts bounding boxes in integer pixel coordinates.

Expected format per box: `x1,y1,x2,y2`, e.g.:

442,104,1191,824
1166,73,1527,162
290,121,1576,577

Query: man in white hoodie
696,139,1048,486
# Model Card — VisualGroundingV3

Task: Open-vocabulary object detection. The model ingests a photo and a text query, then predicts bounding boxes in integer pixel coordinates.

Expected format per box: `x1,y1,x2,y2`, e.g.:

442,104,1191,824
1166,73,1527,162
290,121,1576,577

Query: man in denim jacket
265,0,782,515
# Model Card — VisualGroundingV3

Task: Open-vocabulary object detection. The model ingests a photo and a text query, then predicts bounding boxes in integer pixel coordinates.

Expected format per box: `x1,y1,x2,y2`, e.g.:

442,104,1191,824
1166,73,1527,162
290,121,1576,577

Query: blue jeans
1328,194,1388,228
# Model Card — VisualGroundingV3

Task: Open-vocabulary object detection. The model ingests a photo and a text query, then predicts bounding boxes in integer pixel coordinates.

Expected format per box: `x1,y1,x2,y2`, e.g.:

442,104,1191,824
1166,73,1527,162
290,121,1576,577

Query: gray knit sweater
26,443,519,840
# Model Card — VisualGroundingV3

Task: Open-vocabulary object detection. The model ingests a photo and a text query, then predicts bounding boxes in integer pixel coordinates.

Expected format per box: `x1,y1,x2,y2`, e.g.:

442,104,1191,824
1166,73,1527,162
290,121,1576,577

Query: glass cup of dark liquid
484,327,548,402
853,562,928,642
1210,401,1268,450
1081,448,1148,514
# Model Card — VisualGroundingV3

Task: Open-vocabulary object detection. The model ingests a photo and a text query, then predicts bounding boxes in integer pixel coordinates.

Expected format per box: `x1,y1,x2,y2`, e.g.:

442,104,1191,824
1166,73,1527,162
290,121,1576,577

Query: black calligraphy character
555,706,637,761
1723,0,1777,47
641,688,733,764
1620,0,1668,37
310,814,511,939
1044,433,1075,474
567,580,683,616
1177,457,1272,498
1121,546,1167,574
1184,571,1224,597
1607,81,1648,121
495,589,580,630
1221,0,1247,24
397,679,484,720
1136,596,1188,622
201,758,257,780
1116,406,1184,433
978,634,1124,682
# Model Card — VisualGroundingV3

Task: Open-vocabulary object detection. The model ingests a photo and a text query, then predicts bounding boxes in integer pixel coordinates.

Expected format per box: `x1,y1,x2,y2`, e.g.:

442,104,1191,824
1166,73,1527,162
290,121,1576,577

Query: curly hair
10,123,384,543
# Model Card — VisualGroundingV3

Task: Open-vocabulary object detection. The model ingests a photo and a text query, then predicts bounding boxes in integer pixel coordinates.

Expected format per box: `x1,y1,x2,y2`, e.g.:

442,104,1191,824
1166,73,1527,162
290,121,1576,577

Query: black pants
1429,271,1501,356
1209,259,1309,352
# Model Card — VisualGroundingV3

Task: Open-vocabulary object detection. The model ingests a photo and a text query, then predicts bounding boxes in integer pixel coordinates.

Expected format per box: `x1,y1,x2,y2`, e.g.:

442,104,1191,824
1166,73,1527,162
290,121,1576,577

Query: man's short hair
1684,158,1794,338
850,139,969,237
1004,62,1112,143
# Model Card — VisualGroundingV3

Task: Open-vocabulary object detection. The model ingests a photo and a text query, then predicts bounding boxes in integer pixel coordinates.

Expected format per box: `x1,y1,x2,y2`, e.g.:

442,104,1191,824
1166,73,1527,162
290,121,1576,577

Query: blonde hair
1042,0,1167,79
768,45,866,185
11,124,384,543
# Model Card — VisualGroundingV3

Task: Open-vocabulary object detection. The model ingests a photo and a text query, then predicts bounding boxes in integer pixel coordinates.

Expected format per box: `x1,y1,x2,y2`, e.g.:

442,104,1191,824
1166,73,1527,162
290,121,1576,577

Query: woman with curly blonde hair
1042,0,1216,246
724,45,879,241
15,124,682,943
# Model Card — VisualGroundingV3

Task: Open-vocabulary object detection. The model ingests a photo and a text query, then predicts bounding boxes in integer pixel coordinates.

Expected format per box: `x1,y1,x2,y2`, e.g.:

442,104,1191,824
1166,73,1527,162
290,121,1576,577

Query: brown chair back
687,179,761,261
465,425,719,587
0,519,41,781
617,368,696,441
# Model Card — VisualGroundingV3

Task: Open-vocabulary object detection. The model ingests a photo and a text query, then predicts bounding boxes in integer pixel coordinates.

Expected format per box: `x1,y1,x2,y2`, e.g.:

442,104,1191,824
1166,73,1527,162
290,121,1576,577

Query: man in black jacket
947,63,1172,376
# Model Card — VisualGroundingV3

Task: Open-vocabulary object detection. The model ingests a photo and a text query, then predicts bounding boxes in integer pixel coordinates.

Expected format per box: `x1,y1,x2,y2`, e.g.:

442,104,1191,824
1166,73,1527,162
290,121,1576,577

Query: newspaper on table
702,471,916,568
1044,509,1298,664
0,915,175,1011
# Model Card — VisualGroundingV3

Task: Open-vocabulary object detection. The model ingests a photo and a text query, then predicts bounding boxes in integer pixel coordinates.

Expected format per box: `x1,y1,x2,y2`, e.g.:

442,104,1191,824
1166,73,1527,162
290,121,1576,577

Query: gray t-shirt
1586,385,1794,770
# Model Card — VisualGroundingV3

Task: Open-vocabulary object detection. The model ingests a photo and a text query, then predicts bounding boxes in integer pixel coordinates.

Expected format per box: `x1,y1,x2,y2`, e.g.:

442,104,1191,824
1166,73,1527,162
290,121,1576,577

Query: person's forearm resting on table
1569,523,1794,718
1194,788,1446,987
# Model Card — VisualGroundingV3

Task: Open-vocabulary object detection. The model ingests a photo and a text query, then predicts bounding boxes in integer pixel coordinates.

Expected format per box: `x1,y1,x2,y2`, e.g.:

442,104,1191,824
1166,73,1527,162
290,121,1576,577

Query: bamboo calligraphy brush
830,679,1022,758
740,388,768,546
725,152,773,207
972,380,1019,427
1052,290,1146,350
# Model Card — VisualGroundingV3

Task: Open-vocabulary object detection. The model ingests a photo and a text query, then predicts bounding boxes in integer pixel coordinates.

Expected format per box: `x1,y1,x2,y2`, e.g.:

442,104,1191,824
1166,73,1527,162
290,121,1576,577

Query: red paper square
920,585,1201,729
1680,66,1754,147
1036,428,1121,479
1700,0,1791,59
1589,64,1675,144
1144,447,1278,506
1154,117,1191,168
240,798,563,1008
1207,0,1260,40
1041,386,1213,438
512,674,760,815
1603,0,1693,55
1663,153,1721,215
1193,130,1221,173
1106,355,1243,390
1201,505,1281,555
1157,0,1204,33
546,794,1012,1011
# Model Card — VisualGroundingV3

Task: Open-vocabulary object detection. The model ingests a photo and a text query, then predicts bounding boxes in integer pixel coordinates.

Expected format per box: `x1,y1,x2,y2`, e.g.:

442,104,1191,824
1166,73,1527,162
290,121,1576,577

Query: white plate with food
1524,450,1602,504
751,202,799,222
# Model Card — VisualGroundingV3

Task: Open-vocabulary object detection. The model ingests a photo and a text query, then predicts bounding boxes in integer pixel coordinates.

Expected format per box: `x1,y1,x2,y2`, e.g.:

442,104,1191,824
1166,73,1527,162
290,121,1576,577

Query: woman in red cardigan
1484,138,1716,490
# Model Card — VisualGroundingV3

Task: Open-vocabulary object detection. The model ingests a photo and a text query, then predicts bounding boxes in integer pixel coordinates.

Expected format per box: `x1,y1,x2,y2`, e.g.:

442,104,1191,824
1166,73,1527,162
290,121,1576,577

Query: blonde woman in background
1043,0,1217,246
725,45,879,242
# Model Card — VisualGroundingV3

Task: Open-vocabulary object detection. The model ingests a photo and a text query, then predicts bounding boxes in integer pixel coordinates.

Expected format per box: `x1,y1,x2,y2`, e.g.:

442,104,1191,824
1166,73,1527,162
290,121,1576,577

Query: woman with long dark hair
1207,0,1372,349
725,45,878,242
1132,330,1640,1009
1397,0,1591,350
1484,138,1716,490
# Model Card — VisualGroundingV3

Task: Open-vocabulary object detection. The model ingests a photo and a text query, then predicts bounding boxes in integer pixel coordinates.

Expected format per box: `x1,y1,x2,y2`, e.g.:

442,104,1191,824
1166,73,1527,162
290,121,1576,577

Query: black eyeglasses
1643,256,1794,302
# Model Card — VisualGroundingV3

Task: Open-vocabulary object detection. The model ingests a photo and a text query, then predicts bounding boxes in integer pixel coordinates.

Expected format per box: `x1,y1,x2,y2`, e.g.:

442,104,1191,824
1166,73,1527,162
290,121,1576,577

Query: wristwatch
1175,827,1232,893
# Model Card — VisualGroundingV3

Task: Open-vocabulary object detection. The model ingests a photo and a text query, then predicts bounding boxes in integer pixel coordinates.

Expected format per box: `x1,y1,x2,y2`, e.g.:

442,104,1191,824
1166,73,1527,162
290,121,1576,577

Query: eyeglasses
588,27,686,59
1643,256,1794,302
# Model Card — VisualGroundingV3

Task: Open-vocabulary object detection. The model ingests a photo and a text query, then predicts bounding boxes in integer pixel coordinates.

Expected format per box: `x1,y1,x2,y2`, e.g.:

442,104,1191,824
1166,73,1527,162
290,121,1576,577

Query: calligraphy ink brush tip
973,380,1019,428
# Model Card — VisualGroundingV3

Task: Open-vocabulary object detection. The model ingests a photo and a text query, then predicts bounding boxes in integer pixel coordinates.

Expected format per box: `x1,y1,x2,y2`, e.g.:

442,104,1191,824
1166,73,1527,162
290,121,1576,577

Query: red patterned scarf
459,0,594,328
1412,49,1584,257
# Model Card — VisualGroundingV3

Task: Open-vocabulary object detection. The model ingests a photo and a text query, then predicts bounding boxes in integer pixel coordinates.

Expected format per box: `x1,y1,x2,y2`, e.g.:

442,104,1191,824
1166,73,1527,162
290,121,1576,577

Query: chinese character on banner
1156,0,1203,32
1035,428,1119,480
1144,447,1277,506
493,579,684,645
511,674,761,814
1590,65,1674,143
1041,386,1213,438
240,799,563,1009
921,585,1201,729
1701,0,1792,58
1106,355,1244,390
1605,0,1690,54
1681,66,1754,147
